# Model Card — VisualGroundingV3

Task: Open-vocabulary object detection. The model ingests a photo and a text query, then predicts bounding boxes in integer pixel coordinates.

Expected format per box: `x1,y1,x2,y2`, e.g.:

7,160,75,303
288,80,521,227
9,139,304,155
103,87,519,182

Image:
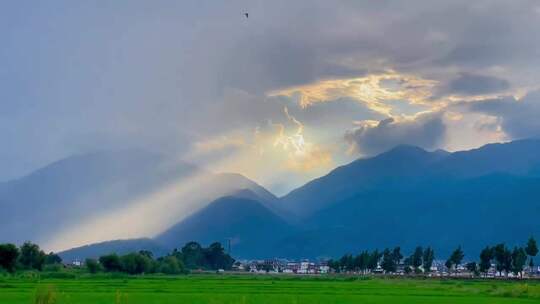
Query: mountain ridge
7,139,540,260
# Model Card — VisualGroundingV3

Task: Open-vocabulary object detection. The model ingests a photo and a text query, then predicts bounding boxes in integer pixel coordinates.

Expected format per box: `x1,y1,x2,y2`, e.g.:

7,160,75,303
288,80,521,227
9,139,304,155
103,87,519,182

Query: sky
2,0,540,195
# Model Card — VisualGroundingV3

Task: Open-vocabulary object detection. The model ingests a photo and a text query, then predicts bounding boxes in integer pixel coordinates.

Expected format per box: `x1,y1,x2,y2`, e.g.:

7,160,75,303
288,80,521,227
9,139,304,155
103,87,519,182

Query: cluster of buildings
233,259,330,274
232,259,540,278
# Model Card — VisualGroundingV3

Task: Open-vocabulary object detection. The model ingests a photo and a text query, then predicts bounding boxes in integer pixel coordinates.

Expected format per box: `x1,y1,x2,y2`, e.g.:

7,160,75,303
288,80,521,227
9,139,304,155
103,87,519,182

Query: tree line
327,237,538,277
88,241,234,274
0,242,61,273
0,241,234,275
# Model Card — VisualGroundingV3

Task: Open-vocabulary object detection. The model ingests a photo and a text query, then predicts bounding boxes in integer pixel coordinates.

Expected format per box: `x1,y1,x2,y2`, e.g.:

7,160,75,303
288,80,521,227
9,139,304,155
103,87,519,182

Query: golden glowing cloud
268,72,438,115
184,106,334,196
271,107,333,172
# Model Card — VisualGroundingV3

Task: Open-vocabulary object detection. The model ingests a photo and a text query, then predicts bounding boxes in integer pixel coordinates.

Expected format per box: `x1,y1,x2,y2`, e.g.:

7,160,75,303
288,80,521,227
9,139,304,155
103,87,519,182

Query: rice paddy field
1,273,540,304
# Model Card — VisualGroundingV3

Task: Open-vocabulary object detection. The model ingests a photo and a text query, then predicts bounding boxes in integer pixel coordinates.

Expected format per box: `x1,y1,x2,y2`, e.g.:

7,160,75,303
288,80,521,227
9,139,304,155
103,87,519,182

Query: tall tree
404,257,413,274
493,243,512,277
479,246,494,277
381,248,397,273
447,246,464,274
367,250,381,272
19,242,46,270
391,247,403,268
327,259,340,273
157,256,184,274
120,252,152,274
423,247,435,273
355,251,370,274
204,242,234,270
525,236,538,270
412,247,423,273
181,242,205,269
511,247,527,278
0,244,19,273
45,252,62,265
99,254,122,272
138,250,154,259
85,258,101,273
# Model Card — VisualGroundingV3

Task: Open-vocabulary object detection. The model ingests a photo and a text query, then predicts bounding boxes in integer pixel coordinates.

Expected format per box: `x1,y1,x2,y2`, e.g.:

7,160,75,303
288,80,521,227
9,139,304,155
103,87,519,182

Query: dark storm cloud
446,73,510,95
345,113,447,156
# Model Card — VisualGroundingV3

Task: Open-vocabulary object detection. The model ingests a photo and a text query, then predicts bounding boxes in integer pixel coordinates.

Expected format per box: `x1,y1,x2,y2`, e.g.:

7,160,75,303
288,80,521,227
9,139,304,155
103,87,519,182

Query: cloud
2,0,540,188
345,112,447,156
445,73,510,95
467,90,540,139
274,107,333,172
269,73,438,115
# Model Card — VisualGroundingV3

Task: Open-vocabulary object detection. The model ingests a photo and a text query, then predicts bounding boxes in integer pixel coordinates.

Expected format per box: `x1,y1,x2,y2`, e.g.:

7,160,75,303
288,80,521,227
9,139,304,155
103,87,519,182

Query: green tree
422,247,435,273
493,243,512,277
391,247,403,268
525,236,538,269
448,246,464,274
181,242,205,269
138,250,154,259
412,247,423,273
355,251,370,274
340,254,354,272
45,252,62,265
19,242,46,270
99,254,122,272
85,258,101,273
381,248,397,273
120,253,152,274
511,247,527,278
327,259,340,273
403,257,413,274
158,256,185,274
367,250,381,272
479,246,494,277
0,243,19,273
204,242,235,270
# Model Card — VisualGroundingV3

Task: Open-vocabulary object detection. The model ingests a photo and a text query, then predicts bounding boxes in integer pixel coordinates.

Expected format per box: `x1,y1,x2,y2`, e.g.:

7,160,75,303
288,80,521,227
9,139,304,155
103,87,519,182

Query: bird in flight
244,12,249,18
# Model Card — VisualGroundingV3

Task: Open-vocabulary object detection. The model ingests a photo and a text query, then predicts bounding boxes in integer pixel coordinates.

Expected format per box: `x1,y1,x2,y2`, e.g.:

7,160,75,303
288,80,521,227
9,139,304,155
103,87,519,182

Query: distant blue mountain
156,190,296,258
274,139,540,258
281,139,540,217
150,139,540,259
277,173,540,258
7,139,540,261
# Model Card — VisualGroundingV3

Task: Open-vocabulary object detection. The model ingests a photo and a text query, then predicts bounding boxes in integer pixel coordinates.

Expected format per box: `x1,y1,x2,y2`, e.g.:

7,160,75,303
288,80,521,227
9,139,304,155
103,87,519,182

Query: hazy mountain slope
56,188,284,261
0,149,280,250
58,238,168,262
155,192,296,258
207,173,289,219
0,149,199,245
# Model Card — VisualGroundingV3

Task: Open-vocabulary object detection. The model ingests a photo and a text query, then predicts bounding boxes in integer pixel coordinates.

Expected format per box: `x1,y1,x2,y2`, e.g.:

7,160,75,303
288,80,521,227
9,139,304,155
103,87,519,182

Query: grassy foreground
1,274,539,304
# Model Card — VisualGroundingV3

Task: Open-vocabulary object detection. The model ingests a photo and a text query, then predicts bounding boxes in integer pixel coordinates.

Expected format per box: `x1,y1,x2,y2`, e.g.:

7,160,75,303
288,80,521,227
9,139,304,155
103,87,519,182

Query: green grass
1,273,539,304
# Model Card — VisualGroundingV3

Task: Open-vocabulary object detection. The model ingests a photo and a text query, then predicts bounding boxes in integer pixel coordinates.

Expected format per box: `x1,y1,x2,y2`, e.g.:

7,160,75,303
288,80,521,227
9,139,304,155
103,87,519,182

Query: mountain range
2,139,540,261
